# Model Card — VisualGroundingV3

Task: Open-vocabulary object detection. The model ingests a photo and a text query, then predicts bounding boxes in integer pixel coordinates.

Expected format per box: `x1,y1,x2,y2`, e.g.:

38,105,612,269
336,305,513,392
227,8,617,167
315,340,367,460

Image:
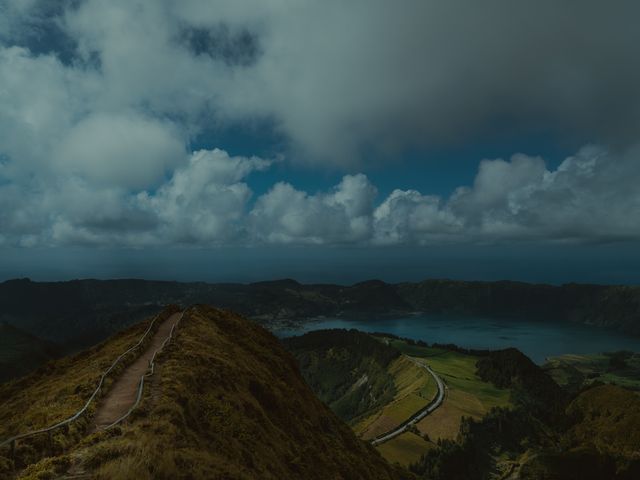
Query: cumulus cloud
1,1,640,249
137,149,270,244
3,0,640,166
372,145,640,244
0,149,270,247
250,174,377,244
55,112,186,189
373,191,460,245
250,144,640,246
1,142,639,247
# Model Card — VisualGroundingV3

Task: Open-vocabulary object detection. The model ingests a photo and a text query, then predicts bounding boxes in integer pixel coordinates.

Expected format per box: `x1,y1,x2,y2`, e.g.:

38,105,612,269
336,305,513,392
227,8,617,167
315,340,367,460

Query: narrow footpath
92,312,182,429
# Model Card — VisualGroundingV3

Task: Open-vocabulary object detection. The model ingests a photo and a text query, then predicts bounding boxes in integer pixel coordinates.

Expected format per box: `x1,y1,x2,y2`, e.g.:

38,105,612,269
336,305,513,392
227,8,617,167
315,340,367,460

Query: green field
354,338,511,466
354,355,436,439
376,431,433,467
388,340,511,440
544,351,640,391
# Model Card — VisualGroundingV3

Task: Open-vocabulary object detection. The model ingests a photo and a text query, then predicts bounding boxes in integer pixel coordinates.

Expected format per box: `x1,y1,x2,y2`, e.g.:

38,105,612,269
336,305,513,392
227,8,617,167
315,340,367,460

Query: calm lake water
275,314,640,364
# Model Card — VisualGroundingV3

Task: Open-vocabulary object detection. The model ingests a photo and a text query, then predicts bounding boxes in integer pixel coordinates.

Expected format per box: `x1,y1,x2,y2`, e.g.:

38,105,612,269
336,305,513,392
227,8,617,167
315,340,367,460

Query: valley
285,329,640,479
286,332,511,467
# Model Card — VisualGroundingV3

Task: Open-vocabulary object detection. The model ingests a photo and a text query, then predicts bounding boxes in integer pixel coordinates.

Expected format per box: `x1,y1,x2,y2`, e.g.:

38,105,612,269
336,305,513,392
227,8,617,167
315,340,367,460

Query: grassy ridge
10,306,407,480
0,320,151,438
0,308,179,476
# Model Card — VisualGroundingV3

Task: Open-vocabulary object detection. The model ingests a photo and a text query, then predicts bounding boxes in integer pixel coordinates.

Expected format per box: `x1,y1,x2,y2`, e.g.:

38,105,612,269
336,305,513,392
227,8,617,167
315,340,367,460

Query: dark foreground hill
0,306,407,480
0,324,59,383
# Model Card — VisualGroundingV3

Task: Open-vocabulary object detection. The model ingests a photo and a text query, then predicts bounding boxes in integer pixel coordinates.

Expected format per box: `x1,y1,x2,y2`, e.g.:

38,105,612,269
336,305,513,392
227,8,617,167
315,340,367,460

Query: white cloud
0,46,98,177
0,148,270,247
250,144,640,246
55,112,186,189
137,149,270,244
1,2,640,249
373,190,461,245
4,0,638,170
250,174,377,244
442,145,640,242
0,143,639,247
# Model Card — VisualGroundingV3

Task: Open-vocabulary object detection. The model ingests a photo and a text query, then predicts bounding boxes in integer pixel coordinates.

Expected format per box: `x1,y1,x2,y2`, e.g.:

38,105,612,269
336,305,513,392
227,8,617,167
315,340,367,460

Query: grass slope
377,432,433,468
5,306,408,480
354,356,437,440
0,317,160,440
0,308,178,476
0,324,59,383
387,341,511,441
283,329,400,422
518,384,640,479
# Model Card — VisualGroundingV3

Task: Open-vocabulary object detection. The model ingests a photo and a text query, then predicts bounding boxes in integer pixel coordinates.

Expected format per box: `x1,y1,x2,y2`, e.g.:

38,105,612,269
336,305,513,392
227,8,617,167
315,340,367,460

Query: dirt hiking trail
92,312,181,429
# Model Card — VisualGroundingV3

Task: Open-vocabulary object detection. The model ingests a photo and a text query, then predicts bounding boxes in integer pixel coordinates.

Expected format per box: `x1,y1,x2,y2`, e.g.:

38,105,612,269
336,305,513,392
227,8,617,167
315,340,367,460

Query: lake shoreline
273,313,640,364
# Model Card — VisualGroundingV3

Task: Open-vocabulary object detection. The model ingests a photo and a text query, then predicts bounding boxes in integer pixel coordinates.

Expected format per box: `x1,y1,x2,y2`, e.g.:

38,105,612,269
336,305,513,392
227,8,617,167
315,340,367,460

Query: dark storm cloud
0,0,639,248
4,0,640,160
0,0,83,65
179,24,261,67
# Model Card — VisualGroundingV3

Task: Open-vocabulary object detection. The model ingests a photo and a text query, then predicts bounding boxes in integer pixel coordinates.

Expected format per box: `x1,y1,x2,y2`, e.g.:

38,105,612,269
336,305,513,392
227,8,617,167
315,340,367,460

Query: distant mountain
1,277,638,382
0,306,407,480
3,277,639,333
397,280,640,334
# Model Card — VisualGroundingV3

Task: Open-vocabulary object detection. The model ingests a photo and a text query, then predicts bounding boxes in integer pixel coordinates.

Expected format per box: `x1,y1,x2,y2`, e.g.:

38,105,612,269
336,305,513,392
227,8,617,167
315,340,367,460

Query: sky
1,0,640,284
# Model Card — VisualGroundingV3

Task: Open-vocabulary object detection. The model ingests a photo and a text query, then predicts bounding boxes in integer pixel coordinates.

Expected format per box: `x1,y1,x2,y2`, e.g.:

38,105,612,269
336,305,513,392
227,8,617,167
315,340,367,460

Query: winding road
371,358,446,446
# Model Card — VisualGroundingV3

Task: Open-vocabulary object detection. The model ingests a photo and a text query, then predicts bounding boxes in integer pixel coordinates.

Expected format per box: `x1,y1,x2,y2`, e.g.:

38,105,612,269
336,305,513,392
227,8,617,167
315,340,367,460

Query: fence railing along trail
102,310,185,429
0,308,184,455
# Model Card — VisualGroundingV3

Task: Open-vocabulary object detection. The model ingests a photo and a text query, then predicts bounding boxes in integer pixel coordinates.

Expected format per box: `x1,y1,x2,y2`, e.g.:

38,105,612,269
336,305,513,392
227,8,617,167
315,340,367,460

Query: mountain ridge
0,306,408,480
1,277,638,384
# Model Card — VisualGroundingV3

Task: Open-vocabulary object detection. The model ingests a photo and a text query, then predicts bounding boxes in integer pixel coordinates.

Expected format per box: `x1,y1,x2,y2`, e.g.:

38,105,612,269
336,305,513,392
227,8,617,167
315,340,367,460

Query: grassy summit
1,306,407,480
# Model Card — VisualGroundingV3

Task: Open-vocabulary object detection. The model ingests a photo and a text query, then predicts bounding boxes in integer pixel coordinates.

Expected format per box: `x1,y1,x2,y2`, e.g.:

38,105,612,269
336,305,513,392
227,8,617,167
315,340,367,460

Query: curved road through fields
371,358,446,446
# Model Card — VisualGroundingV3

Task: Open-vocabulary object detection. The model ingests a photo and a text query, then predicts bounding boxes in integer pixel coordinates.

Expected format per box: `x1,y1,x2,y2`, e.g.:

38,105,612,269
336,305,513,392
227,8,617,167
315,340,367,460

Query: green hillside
544,351,640,393
409,349,640,480
285,332,511,468
0,307,407,480
0,324,59,383
518,385,640,479
283,329,401,422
